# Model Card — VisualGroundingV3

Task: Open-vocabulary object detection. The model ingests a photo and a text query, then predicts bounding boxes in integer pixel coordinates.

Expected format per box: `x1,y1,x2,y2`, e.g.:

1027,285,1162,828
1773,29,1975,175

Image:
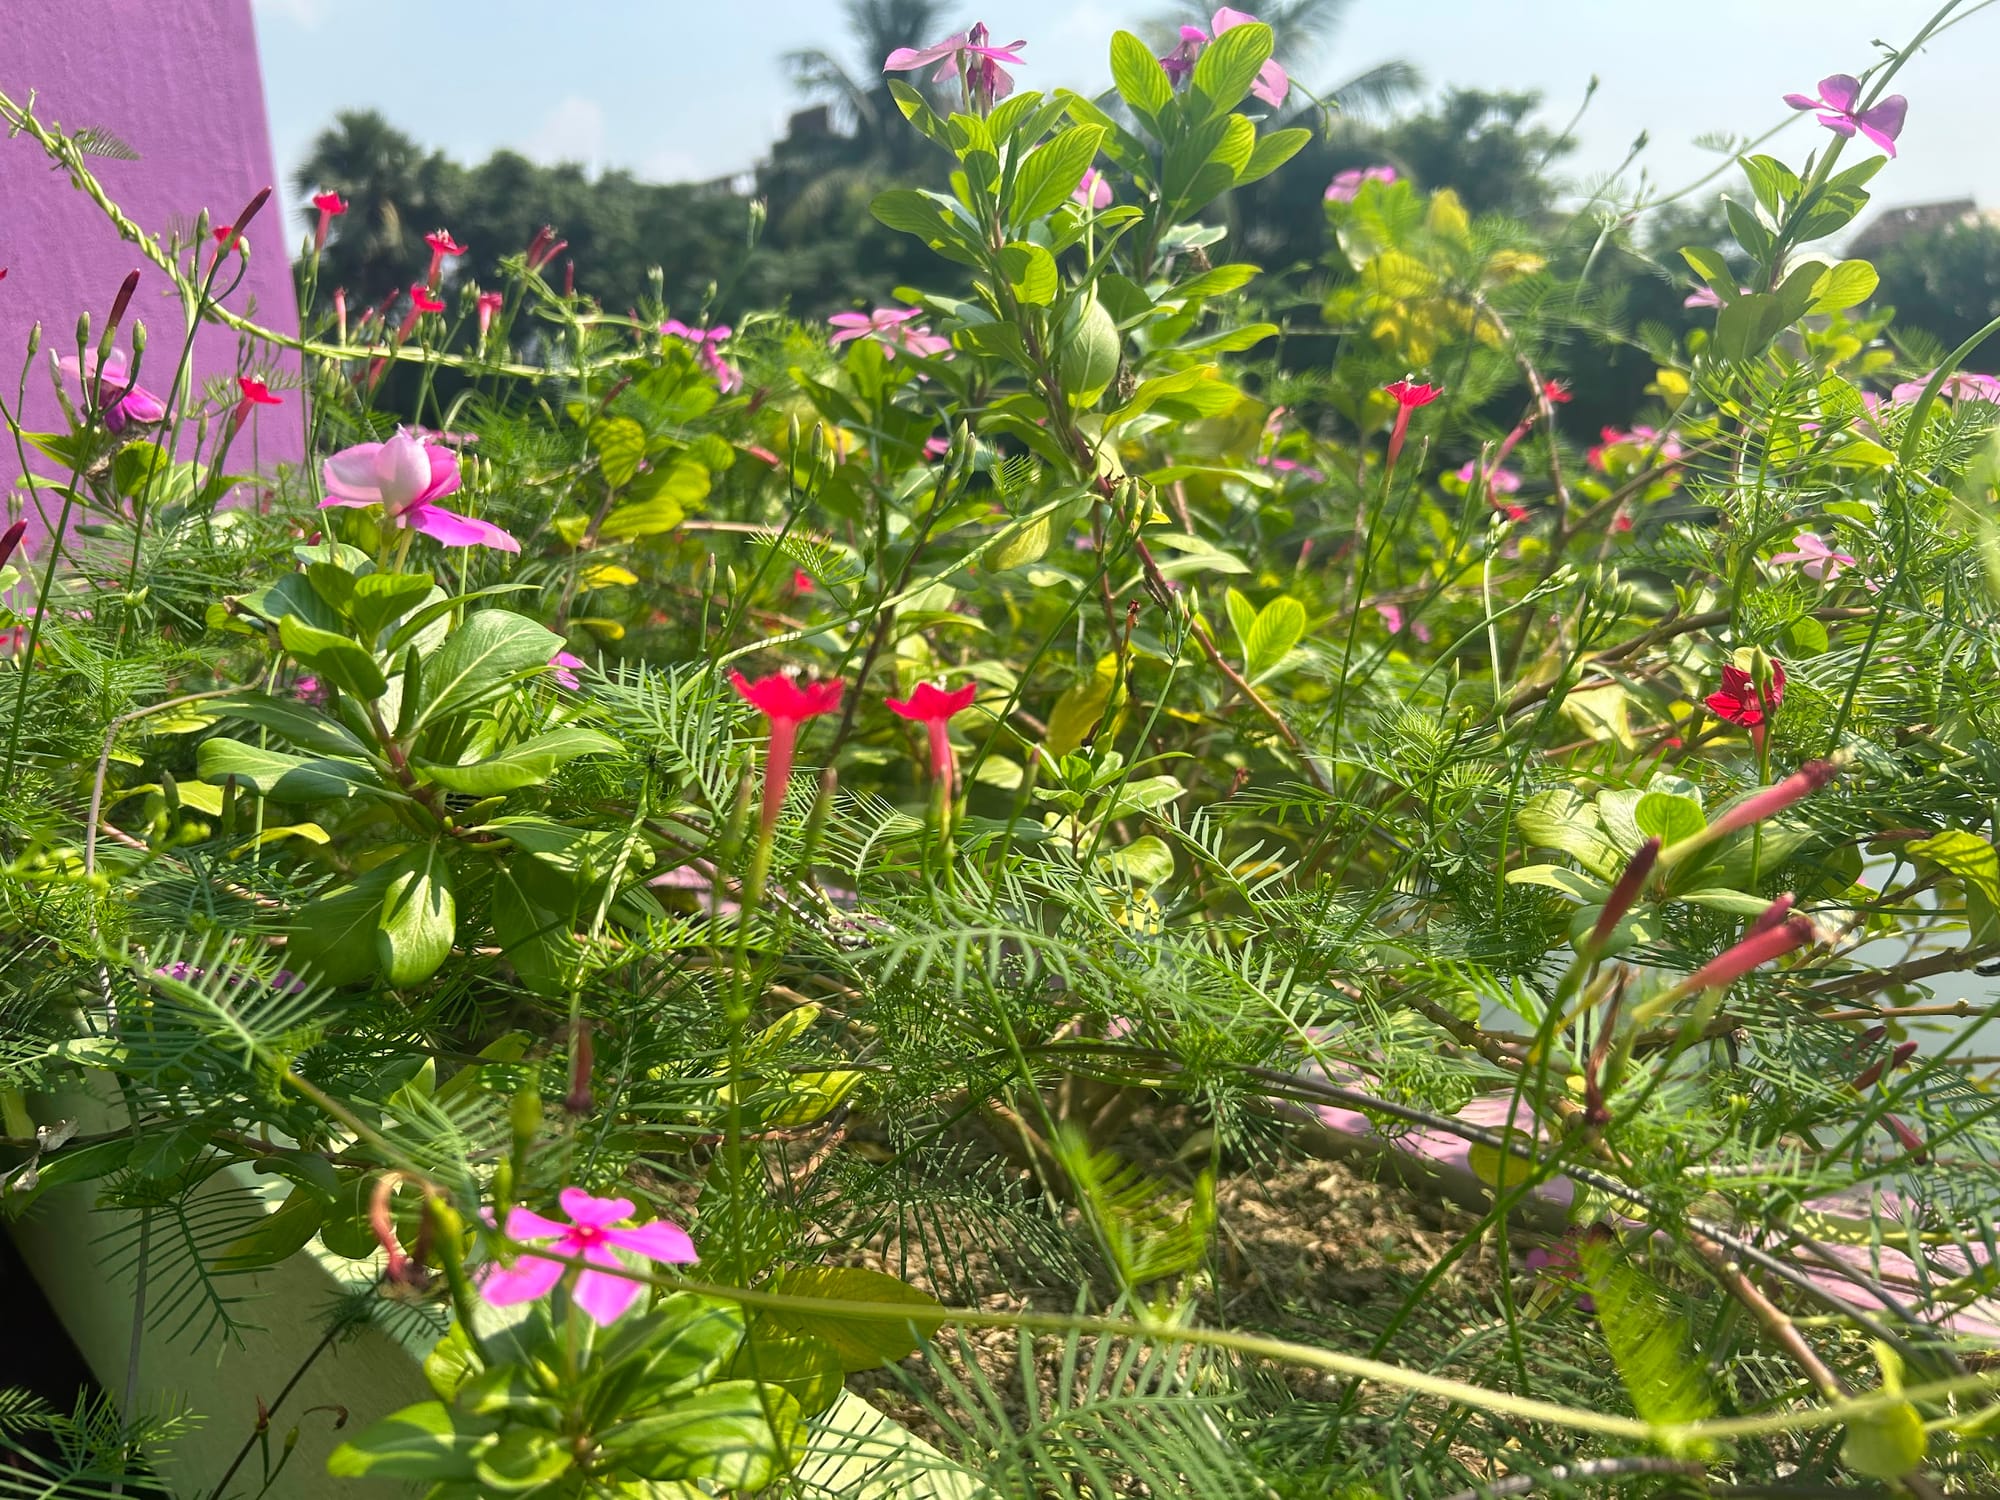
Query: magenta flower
1256,455,1326,483
58,351,168,433
1074,167,1112,209
828,307,951,360
732,670,846,833
886,680,978,796
1769,530,1857,583
1159,9,1288,109
476,291,503,340
1684,285,1722,309
1783,75,1907,157
1325,165,1397,202
1456,460,1521,494
1890,370,2000,405
423,228,466,288
884,22,1024,108
1375,601,1404,634
310,190,346,254
661,319,743,394
320,427,519,552
480,1187,697,1326
550,650,587,690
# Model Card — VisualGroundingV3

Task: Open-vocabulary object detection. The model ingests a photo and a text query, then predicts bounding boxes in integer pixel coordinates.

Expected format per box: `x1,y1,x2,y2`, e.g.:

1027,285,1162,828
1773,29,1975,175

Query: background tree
1870,216,2000,370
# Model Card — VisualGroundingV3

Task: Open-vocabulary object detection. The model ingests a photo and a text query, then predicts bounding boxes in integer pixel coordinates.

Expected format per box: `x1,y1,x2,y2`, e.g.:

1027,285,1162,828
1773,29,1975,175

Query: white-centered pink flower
320,427,518,552
1769,530,1857,583
1325,165,1396,202
884,22,1024,106
828,306,951,360
480,1187,697,1325
1159,8,1288,109
1889,370,2000,405
661,318,742,393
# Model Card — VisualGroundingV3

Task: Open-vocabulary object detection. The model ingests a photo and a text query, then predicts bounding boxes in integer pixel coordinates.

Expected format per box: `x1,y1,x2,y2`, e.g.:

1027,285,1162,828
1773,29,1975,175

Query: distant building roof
1848,199,1997,258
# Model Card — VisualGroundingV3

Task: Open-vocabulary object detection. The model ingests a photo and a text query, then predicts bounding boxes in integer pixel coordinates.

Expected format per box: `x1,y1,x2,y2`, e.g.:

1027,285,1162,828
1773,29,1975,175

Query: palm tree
1154,0,1419,118
292,110,464,306
782,0,947,176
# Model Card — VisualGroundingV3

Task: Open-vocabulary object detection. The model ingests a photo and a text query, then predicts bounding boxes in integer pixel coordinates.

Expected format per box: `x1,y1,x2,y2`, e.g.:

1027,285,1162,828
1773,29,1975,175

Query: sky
251,0,2000,223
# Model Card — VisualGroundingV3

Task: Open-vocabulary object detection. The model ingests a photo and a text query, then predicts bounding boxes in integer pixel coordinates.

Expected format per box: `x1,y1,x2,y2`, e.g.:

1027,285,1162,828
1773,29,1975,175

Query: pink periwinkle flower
1769,530,1857,583
1587,425,1682,472
1325,165,1397,202
480,1188,697,1326
320,427,518,552
1256,455,1326,483
58,350,168,433
1456,460,1521,494
923,435,951,460
1159,9,1288,109
1889,370,2000,405
1074,167,1113,209
661,319,743,394
884,22,1024,108
1783,75,1907,157
828,306,951,360
550,651,587,691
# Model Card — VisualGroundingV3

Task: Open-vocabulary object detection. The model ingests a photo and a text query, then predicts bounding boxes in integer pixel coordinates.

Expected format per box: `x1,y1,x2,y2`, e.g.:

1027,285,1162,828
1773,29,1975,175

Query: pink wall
0,0,303,501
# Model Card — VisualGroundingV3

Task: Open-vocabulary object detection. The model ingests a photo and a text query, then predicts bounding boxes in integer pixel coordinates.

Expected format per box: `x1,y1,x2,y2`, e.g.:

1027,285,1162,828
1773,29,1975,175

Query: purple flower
1769,530,1857,583
1074,167,1112,209
1683,285,1722,309
661,319,742,394
884,22,1024,107
57,350,168,433
1890,370,2000,405
320,428,519,552
1783,75,1907,157
828,307,952,360
1159,9,1288,108
480,1187,697,1326
1325,165,1397,202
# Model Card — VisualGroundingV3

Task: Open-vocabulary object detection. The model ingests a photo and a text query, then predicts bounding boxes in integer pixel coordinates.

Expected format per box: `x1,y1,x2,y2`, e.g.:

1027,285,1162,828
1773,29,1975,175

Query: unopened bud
1588,837,1660,953
106,269,140,336
0,521,26,571
564,1022,594,1115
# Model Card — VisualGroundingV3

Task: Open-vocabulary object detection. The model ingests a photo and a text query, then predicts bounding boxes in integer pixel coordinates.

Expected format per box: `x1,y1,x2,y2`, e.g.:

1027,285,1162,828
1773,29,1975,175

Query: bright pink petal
323,443,386,504
479,1249,566,1306
1855,118,1900,156
1782,92,1821,111
884,36,964,72
559,1188,635,1226
602,1219,698,1264
1251,59,1288,108
1815,112,1857,138
1211,6,1259,31
505,1205,574,1241
570,1243,646,1324
407,504,521,552
374,432,435,511
418,444,463,503
1816,74,1862,113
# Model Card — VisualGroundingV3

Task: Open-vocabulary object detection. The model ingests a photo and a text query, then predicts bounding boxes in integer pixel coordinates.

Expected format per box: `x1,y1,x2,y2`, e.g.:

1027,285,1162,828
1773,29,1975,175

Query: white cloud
252,0,331,28
522,97,608,170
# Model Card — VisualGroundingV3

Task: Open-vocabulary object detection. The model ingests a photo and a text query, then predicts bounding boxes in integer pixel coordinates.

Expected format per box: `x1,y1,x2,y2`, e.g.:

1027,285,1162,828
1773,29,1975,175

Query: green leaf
1010,124,1105,227
474,1429,573,1492
1174,262,1261,300
411,610,564,731
1189,21,1271,117
211,1187,324,1272
1678,245,1735,297
326,1400,480,1482
1575,1236,1717,1454
348,570,436,640
1237,126,1310,186
1908,828,2000,945
1244,595,1307,682
732,1322,845,1419
1675,888,1778,917
592,416,648,488
1808,258,1879,314
206,693,369,757
760,1265,946,1371
1000,241,1059,306
196,739,381,802
1104,834,1175,885
1515,789,1624,882
1635,791,1705,846
601,458,707,540
1738,153,1800,216
289,864,399,986
600,1382,801,1490
1109,30,1172,126
279,615,388,701
1506,864,1612,903
379,844,456,986
1045,656,1117,758
1056,297,1121,407
419,727,622,795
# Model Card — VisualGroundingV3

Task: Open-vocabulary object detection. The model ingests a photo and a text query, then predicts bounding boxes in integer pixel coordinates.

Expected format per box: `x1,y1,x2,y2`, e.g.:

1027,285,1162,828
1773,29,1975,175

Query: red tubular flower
423,228,466,288
1673,911,1815,998
311,190,347,253
1542,379,1571,404
333,287,349,342
396,283,448,341
1587,837,1659,953
731,671,845,833
228,375,282,432
886,680,979,797
1383,379,1441,468
476,290,503,340
0,520,27,570
1706,660,1786,728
